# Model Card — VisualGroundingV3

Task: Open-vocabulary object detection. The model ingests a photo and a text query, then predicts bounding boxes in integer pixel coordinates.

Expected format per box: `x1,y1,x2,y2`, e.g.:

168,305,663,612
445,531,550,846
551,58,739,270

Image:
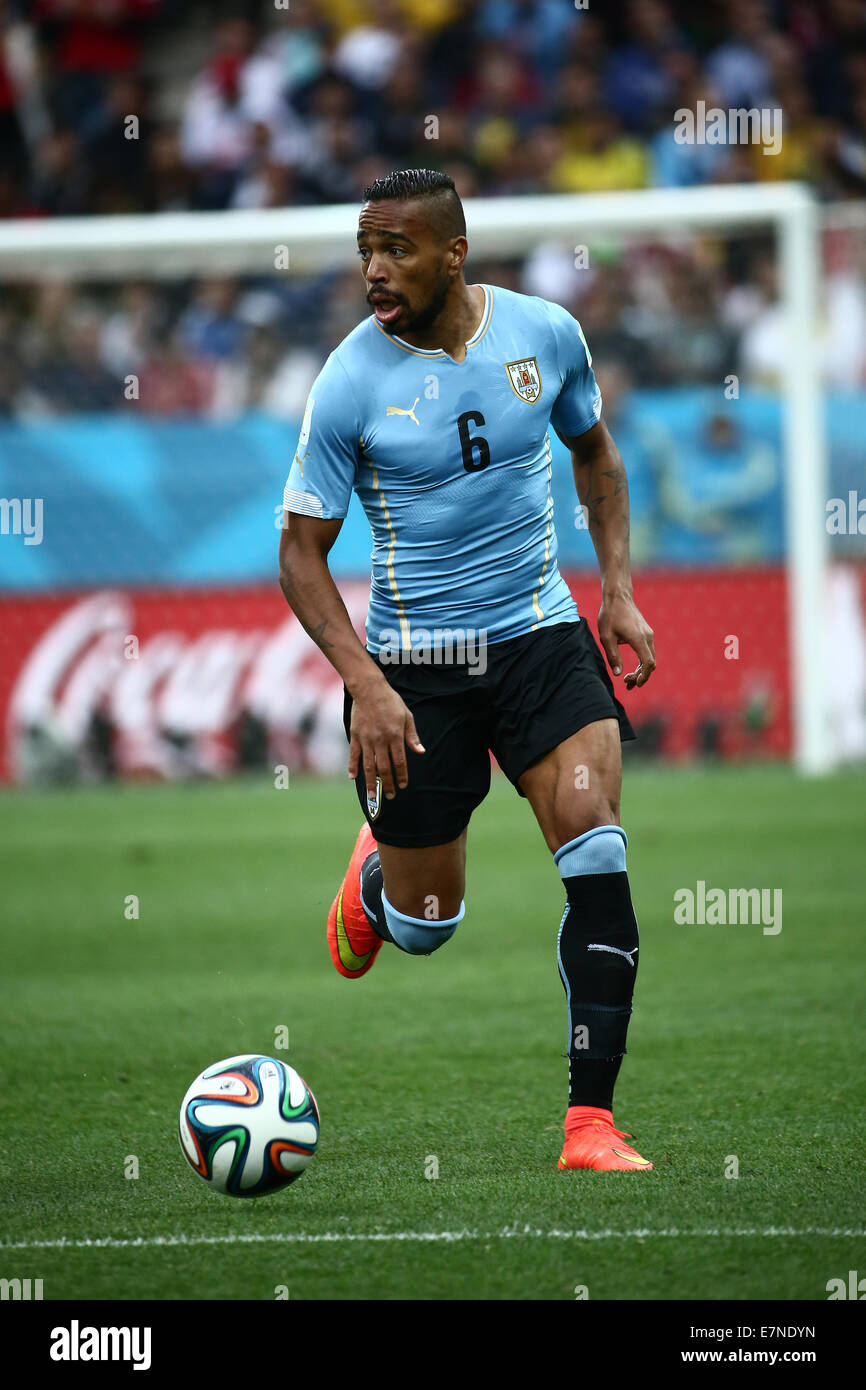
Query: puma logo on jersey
386,397,421,426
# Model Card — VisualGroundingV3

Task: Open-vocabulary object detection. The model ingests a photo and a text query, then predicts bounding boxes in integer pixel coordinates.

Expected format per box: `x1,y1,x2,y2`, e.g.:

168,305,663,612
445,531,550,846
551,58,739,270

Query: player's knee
382,890,464,956
551,776,619,849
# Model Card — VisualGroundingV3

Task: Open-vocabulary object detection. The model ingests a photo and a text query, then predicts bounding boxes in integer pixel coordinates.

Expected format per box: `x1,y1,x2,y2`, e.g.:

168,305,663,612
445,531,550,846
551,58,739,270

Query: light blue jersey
282,284,602,653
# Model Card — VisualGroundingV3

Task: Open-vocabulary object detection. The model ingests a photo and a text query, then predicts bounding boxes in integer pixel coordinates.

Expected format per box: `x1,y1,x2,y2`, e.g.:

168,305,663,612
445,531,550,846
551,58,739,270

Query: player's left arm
557,418,656,690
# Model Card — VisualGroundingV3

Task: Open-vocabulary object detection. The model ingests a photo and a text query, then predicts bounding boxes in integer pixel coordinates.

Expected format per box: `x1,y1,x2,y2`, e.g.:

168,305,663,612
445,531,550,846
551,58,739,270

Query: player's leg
327,664,487,978
362,833,468,953
519,716,622,853
488,620,652,1170
327,825,468,978
518,720,650,1168
375,835,465,920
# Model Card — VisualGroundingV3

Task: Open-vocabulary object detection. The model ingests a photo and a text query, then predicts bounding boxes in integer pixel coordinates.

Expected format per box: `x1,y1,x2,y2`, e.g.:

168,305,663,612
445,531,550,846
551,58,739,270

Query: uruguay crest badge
505,357,542,403
366,776,383,821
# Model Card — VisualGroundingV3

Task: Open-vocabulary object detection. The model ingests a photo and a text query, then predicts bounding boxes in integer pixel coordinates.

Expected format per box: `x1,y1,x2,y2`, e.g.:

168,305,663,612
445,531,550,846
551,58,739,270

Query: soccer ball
178,1053,319,1197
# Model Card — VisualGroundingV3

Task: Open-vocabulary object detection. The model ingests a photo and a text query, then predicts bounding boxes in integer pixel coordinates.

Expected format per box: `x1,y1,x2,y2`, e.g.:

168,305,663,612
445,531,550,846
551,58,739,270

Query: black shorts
342,618,635,849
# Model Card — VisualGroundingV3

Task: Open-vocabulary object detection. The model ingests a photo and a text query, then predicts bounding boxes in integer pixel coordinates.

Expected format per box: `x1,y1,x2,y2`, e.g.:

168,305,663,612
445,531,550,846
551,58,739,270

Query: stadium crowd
0,0,864,418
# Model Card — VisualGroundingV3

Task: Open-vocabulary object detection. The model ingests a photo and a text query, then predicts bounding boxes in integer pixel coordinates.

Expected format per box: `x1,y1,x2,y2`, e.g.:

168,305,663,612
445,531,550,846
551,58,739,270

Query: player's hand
348,679,425,800
598,591,656,690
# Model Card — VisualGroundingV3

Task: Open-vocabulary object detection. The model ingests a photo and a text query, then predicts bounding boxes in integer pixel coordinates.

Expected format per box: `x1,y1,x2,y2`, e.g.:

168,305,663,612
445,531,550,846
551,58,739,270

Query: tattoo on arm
583,466,630,529
600,465,627,496
307,620,334,650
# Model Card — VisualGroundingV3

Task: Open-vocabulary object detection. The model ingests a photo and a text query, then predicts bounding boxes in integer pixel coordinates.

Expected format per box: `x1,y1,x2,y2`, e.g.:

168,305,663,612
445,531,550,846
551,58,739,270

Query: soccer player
279,169,657,1171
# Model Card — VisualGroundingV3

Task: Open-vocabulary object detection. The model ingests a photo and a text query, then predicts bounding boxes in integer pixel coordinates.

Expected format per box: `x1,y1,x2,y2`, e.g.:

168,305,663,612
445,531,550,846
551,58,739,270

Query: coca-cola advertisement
1,567,832,785
1,584,367,783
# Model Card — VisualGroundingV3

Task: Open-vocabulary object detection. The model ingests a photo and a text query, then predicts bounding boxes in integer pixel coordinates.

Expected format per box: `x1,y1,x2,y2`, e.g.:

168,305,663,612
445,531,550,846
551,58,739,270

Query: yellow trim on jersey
466,285,493,347
372,324,443,356
531,437,554,628
370,464,411,647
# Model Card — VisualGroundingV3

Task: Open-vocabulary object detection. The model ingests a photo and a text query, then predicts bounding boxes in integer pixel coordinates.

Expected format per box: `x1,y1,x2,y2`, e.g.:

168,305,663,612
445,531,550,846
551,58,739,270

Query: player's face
357,200,456,336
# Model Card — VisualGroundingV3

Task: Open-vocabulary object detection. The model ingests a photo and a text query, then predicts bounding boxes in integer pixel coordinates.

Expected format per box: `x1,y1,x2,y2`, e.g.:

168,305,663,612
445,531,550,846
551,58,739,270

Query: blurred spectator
135,333,214,415
211,322,321,422
705,0,776,111
179,16,286,209
29,128,90,214
292,73,375,203
551,109,649,192
100,282,160,379
80,73,152,213
333,0,406,91
821,75,866,194
751,75,820,183
801,0,866,122
24,303,120,414
256,1,330,98
476,0,578,78
177,279,247,363
373,55,430,162
0,16,28,181
35,0,163,132
651,262,736,386
732,247,866,390
656,411,780,563
650,63,730,187
566,260,655,386
603,0,682,135
146,123,195,210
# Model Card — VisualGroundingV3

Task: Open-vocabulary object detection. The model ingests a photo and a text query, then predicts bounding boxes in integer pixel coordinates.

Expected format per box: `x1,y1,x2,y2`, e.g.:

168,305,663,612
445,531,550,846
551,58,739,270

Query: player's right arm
278,514,423,799
278,354,423,799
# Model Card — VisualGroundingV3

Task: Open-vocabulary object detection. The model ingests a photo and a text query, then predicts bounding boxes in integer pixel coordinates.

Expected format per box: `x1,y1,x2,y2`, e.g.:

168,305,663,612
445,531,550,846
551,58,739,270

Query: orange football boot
557,1105,653,1171
327,823,384,979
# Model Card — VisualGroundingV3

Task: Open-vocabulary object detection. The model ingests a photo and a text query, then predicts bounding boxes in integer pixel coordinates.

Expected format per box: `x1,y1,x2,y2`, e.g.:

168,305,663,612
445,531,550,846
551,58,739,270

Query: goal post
0,182,831,774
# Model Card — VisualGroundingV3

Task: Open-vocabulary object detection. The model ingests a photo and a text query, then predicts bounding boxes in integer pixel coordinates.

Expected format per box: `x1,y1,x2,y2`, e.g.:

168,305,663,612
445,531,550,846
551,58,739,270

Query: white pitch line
1,1226,864,1252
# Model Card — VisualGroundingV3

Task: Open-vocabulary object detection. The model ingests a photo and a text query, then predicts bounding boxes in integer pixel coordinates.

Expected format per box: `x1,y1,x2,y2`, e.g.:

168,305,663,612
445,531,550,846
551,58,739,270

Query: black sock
359,851,395,943
567,1057,624,1111
558,872,640,1111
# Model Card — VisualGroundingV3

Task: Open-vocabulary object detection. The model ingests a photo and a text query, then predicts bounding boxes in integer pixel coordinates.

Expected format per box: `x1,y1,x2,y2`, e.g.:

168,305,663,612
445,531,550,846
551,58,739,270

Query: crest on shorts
505,357,541,403
366,776,382,822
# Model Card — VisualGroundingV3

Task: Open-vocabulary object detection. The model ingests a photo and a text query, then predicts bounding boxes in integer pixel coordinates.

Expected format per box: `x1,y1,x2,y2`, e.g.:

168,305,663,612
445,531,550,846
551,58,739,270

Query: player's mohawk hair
362,169,466,240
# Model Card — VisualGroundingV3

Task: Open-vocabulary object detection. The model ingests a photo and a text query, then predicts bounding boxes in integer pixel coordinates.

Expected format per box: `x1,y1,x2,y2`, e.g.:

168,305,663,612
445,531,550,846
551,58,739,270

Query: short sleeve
548,302,603,439
282,353,360,520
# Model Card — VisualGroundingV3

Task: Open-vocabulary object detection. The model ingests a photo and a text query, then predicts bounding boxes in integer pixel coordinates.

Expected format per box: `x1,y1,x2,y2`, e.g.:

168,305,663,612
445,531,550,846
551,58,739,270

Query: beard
391,272,452,337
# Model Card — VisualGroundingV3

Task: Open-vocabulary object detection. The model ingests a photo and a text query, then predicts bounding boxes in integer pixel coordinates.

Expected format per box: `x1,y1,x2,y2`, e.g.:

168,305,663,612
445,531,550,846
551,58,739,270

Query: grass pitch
0,764,863,1301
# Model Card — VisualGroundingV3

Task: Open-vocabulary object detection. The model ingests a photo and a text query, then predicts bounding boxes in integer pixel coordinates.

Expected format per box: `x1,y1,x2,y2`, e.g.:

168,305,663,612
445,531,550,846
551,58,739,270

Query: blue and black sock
360,852,463,955
359,851,394,942
555,826,640,1111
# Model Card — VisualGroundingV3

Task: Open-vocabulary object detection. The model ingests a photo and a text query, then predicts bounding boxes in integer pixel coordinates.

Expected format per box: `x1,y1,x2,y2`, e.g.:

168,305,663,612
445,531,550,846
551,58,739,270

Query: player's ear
449,235,468,273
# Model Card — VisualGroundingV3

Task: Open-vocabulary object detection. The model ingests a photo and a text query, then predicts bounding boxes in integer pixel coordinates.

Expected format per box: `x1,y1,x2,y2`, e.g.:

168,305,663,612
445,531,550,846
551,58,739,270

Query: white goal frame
0,182,830,773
